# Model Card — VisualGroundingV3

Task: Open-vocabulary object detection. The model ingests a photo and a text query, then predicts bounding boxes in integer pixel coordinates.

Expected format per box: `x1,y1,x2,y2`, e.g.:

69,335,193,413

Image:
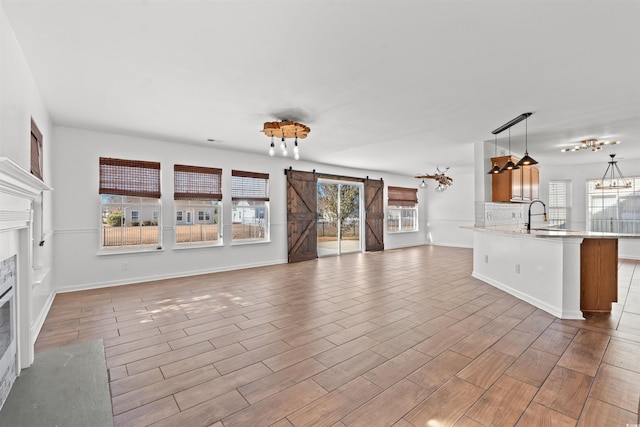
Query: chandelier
262,120,310,160
561,139,620,152
415,167,453,192
594,154,631,190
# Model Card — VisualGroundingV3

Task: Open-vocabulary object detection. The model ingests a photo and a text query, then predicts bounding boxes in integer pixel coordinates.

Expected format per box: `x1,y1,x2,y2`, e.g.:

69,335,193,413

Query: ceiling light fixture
594,154,631,190
268,135,275,156
561,139,620,152
415,167,453,192
516,114,537,166
262,120,310,160
499,128,519,172
490,112,536,171
487,134,502,174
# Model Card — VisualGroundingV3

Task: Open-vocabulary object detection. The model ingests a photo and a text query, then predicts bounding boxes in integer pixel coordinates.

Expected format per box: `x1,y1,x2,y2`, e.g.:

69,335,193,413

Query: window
174,164,222,245
587,176,640,234
99,157,161,251
232,170,269,243
30,118,43,180
548,180,571,229
387,186,418,232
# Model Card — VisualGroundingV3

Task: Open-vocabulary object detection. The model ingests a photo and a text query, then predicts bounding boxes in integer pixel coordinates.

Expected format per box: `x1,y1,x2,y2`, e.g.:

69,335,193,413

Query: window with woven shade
174,164,223,246
387,186,419,232
30,118,43,181
99,157,162,252
231,170,270,243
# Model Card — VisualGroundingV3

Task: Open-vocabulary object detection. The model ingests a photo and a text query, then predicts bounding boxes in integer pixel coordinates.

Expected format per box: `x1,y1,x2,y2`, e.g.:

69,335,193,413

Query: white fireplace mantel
0,157,52,201
0,157,52,373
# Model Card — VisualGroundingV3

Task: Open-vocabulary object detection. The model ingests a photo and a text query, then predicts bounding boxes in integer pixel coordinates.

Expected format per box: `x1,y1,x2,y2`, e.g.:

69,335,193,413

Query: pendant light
487,134,502,174
594,154,632,190
516,114,538,166
262,120,310,159
499,128,519,172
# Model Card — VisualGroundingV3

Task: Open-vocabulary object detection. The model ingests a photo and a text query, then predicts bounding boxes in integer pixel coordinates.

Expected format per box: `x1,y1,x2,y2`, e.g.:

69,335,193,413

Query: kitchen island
467,227,639,319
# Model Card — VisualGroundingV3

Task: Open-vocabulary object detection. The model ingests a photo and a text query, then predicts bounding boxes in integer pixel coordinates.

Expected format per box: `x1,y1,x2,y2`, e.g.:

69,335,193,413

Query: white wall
424,166,475,248
0,3,55,330
52,126,434,292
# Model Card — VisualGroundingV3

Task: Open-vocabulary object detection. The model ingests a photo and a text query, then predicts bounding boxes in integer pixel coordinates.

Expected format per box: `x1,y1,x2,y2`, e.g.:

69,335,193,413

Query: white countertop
464,226,640,239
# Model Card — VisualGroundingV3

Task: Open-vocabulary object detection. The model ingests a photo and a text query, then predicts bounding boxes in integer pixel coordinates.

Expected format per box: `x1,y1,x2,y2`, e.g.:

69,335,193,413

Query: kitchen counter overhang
465,227,639,320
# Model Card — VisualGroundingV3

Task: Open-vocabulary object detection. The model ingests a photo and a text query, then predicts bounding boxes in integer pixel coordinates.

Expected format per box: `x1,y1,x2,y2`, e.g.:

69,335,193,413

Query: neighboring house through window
174,164,222,245
387,186,418,232
231,170,270,243
99,157,162,251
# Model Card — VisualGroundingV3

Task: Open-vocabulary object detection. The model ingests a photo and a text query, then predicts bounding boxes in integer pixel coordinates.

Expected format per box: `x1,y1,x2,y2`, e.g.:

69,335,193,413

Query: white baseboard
56,258,289,294
472,271,584,320
31,291,55,345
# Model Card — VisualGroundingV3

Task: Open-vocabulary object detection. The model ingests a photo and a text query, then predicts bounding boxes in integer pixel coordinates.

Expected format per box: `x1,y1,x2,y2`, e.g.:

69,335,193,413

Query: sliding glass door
317,180,362,256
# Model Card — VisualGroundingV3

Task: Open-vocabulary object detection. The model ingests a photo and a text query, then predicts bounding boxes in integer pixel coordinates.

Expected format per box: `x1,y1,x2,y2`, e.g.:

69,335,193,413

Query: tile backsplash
475,202,526,229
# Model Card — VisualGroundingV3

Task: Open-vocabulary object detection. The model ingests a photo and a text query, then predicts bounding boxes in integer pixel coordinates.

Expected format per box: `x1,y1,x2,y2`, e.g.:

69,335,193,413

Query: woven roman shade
99,157,161,198
231,170,269,201
174,164,222,200
388,186,418,207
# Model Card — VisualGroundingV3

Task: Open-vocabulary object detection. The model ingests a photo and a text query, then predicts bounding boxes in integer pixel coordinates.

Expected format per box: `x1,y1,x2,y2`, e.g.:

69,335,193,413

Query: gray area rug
0,339,113,427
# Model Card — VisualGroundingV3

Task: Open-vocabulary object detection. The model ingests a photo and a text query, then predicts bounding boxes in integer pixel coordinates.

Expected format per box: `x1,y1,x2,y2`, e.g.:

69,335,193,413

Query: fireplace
0,158,52,411
0,256,17,409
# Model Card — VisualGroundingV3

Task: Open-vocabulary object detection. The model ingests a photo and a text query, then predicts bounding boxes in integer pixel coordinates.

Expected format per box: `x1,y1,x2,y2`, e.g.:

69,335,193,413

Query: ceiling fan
561,139,620,152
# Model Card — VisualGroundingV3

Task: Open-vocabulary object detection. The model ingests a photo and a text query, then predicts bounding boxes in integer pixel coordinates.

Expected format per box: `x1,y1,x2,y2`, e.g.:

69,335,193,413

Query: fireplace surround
0,157,52,410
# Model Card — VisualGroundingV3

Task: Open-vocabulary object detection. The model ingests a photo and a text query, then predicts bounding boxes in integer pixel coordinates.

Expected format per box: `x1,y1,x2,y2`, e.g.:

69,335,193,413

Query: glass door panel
317,181,340,256
339,183,361,254
317,180,362,256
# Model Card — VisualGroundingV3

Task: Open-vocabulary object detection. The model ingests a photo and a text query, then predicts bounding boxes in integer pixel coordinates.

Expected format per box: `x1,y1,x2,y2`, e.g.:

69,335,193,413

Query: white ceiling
3,0,639,176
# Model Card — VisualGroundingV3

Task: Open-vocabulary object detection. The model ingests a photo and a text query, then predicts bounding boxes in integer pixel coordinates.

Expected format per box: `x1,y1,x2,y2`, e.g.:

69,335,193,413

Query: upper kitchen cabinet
491,155,540,203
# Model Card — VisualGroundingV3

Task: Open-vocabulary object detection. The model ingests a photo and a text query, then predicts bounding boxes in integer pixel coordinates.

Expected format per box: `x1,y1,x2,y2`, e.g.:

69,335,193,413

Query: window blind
548,181,567,207
388,186,418,207
99,157,161,198
231,170,269,201
174,164,222,200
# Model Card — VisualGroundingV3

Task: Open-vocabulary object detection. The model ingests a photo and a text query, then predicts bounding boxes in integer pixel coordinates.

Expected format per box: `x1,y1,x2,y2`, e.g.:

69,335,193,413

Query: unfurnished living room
1,1,639,426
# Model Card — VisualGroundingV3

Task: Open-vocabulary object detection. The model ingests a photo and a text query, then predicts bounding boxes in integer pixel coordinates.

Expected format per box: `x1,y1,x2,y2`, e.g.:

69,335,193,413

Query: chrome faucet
526,199,547,232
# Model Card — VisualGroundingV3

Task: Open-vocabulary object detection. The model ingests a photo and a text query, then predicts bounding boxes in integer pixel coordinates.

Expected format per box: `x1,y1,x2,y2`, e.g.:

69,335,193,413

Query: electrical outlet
515,264,520,274
485,255,489,263
123,262,129,271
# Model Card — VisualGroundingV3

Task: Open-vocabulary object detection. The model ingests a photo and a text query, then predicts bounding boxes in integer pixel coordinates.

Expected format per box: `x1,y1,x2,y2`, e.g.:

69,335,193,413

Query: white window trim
98,196,163,255
174,202,223,247
230,201,271,245
548,180,571,229
387,205,419,233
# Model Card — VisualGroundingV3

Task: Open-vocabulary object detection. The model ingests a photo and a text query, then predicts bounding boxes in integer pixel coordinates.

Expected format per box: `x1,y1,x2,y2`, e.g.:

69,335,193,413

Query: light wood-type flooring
36,246,640,426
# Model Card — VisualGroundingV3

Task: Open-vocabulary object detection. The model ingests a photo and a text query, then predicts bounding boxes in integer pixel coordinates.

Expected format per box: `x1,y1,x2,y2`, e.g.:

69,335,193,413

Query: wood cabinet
580,238,618,313
491,155,540,202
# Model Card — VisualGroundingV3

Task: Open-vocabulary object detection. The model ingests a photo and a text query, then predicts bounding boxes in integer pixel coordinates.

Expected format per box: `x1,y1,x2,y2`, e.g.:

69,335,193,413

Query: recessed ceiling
3,0,639,175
